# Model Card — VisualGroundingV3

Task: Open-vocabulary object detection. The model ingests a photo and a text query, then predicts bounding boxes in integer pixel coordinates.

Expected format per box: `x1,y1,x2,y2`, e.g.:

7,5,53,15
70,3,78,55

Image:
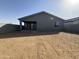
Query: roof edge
18,11,64,21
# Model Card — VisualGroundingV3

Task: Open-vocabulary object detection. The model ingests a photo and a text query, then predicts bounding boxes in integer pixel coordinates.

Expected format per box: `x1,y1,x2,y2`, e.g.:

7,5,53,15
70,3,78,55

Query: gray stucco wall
20,13,64,32
0,24,20,34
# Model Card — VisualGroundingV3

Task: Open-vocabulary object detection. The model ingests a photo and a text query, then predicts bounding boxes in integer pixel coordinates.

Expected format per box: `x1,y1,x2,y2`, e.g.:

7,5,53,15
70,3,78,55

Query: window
54,21,60,27
50,17,54,20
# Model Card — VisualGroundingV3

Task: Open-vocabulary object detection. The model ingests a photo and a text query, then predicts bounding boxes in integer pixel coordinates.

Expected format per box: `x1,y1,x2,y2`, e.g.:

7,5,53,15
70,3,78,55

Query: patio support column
19,20,22,31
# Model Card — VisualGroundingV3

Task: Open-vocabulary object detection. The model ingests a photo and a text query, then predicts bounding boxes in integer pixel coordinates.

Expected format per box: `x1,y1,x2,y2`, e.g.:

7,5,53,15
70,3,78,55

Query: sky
0,0,79,24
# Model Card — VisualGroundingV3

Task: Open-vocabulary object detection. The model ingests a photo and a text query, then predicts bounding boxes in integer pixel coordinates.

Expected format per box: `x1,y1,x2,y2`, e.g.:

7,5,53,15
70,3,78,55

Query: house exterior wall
64,20,79,33
20,13,64,32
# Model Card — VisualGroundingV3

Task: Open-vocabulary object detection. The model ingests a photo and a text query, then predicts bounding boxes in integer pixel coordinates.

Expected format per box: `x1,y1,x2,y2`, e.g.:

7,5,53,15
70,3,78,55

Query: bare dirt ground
0,32,79,59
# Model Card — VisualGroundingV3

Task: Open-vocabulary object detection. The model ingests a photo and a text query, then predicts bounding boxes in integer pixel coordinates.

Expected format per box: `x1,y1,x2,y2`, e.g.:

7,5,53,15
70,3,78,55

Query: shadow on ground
0,31,60,39
63,31,79,35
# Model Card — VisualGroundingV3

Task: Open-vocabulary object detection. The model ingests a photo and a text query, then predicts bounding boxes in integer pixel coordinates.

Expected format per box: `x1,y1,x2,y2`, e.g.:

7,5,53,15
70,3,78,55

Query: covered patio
19,20,37,32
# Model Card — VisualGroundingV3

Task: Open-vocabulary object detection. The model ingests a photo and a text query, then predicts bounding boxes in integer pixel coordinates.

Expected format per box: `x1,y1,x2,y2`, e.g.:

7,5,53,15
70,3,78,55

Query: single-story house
0,11,79,34
0,23,19,33
64,17,79,33
18,11,64,32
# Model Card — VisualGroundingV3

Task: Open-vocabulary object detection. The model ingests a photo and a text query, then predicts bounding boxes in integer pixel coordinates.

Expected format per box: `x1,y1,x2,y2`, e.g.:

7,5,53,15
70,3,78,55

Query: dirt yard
0,32,79,59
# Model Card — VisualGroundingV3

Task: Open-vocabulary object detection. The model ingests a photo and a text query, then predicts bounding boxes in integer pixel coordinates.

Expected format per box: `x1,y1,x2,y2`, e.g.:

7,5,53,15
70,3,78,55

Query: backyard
0,32,79,59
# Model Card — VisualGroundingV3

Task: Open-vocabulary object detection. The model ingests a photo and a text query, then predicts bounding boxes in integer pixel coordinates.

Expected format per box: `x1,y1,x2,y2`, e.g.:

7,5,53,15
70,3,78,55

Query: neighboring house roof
0,23,19,28
18,11,64,21
65,17,79,23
